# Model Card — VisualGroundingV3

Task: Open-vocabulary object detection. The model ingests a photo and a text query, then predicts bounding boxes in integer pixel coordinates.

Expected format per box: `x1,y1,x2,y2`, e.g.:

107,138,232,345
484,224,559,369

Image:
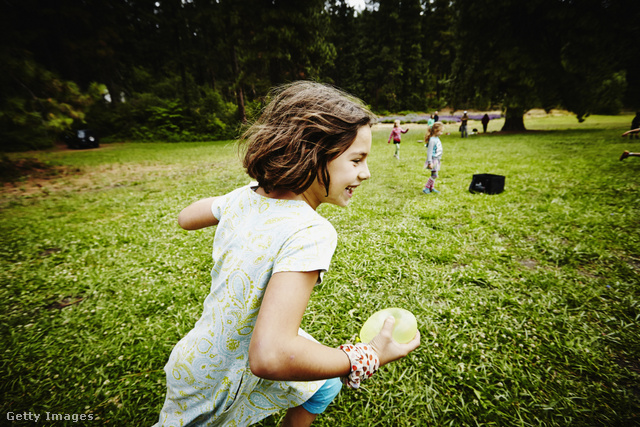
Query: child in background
427,114,435,128
154,81,420,427
387,119,409,160
423,121,445,194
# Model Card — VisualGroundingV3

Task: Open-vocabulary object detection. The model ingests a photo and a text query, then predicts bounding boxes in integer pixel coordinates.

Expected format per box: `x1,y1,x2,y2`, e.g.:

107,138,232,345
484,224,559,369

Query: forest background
1,0,640,152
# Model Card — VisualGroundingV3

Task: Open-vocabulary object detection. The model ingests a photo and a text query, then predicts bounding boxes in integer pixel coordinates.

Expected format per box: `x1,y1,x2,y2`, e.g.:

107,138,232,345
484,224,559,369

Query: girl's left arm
249,271,420,381
178,197,220,230
426,138,434,163
249,271,351,381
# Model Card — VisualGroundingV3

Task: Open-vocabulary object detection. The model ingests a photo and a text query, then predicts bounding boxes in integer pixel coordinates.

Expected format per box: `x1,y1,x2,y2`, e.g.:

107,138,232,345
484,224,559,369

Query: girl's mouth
346,186,355,197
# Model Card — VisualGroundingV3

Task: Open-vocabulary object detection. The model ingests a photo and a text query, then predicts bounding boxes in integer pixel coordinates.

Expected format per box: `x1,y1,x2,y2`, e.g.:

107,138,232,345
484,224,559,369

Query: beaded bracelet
338,343,380,389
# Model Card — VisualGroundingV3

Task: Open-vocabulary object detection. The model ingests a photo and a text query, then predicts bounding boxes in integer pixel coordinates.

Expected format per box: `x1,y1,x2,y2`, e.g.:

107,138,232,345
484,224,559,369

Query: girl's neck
255,186,315,208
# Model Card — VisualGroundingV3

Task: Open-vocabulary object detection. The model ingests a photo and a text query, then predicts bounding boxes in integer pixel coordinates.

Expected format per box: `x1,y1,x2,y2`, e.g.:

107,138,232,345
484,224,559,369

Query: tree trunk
105,81,121,106
231,45,246,123
501,106,526,132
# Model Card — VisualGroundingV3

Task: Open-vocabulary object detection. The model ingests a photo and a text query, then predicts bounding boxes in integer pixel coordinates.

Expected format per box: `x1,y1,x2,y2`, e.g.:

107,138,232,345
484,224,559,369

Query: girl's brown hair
239,81,375,195
425,121,445,141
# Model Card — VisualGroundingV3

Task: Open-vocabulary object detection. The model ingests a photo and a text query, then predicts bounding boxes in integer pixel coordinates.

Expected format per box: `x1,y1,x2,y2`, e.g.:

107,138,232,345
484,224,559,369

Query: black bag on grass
469,174,505,194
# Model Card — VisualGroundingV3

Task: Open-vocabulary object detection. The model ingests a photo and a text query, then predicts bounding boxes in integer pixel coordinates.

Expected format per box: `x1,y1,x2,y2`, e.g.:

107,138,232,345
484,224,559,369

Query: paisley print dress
155,185,338,426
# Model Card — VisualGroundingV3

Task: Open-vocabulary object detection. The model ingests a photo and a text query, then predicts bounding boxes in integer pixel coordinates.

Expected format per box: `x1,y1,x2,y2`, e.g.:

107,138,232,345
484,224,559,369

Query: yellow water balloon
359,307,418,344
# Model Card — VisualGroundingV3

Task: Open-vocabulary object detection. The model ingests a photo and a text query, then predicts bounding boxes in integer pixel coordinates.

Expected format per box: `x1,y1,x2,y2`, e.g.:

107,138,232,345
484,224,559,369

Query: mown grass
1,114,639,426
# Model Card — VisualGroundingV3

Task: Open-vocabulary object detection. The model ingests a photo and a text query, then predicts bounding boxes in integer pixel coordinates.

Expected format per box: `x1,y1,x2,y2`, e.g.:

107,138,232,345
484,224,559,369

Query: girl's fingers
379,316,396,335
370,317,421,366
404,330,421,352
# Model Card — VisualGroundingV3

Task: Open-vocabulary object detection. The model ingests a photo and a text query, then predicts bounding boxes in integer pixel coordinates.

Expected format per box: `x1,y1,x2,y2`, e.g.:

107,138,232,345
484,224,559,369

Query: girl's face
303,126,372,209
434,127,444,136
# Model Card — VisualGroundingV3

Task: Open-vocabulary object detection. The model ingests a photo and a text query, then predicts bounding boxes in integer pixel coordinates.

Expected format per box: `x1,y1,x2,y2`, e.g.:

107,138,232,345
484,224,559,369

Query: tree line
1,0,638,151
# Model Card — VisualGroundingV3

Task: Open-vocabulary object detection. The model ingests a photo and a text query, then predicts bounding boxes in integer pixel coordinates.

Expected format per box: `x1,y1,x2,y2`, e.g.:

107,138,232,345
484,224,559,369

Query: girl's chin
323,188,354,207
343,188,354,203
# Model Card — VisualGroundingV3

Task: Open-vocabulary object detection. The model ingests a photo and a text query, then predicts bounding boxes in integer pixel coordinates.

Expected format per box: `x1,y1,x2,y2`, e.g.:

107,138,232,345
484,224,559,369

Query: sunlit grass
1,113,639,425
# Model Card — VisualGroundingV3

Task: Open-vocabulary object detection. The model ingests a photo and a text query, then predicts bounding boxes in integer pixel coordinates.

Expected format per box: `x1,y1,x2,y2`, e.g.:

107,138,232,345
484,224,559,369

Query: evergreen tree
398,0,425,110
422,0,455,107
326,0,364,97
449,0,632,130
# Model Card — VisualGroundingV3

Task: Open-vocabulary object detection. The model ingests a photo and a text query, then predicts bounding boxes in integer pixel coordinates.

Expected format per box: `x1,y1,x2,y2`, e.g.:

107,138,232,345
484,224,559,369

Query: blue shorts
301,377,342,414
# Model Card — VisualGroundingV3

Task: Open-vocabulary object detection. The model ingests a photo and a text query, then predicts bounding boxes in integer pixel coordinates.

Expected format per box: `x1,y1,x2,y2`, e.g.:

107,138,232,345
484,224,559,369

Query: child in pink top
387,119,409,160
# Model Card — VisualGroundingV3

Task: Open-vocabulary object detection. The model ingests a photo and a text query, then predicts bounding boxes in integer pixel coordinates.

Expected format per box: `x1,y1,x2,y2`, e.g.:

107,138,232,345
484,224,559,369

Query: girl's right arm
178,197,220,230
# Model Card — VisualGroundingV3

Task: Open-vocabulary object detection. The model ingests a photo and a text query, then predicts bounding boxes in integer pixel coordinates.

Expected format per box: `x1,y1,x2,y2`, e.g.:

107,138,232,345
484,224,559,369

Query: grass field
1,113,639,426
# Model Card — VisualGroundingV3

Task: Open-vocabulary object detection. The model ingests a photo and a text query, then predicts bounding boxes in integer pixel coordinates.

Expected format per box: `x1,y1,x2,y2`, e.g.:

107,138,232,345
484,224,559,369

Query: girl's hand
367,317,420,367
427,162,432,169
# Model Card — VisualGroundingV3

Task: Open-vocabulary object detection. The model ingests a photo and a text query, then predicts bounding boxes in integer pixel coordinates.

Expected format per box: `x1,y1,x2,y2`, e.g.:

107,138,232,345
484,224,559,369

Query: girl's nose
359,163,371,180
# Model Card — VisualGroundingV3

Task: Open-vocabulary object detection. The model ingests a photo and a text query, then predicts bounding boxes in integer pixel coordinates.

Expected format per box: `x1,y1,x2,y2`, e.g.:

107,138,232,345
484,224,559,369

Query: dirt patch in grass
1,159,177,198
0,157,65,183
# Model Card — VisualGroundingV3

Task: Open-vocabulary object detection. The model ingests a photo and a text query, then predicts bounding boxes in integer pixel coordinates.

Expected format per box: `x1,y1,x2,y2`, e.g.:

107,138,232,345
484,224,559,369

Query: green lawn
1,113,639,426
